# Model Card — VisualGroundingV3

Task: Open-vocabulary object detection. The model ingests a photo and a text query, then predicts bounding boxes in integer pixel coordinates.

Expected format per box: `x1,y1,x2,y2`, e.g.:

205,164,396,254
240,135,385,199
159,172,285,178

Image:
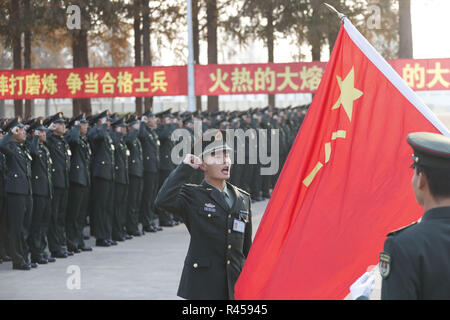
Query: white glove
350,271,375,300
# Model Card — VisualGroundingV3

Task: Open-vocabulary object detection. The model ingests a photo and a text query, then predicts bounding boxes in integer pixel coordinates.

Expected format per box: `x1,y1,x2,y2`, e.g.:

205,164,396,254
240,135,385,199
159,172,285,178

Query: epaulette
184,183,199,187
234,186,250,198
387,222,418,237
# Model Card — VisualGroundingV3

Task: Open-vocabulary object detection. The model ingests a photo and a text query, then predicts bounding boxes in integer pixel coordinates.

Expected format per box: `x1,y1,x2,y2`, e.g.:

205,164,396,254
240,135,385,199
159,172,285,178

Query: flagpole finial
323,3,346,21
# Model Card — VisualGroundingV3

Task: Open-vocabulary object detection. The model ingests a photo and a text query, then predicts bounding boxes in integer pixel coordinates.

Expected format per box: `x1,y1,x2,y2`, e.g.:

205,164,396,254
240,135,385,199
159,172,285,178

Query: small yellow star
331,67,363,122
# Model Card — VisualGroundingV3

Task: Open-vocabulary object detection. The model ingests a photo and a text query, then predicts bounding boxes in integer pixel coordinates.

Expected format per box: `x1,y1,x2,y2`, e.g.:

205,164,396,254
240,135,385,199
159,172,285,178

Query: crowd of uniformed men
0,104,308,270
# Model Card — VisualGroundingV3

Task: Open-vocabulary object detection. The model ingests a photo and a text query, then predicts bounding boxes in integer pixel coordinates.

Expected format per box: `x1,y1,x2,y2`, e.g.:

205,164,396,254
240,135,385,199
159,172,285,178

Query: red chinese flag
235,18,450,299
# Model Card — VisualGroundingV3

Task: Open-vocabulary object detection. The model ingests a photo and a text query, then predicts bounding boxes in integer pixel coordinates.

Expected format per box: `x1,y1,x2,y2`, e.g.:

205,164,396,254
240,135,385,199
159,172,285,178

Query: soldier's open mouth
221,166,229,175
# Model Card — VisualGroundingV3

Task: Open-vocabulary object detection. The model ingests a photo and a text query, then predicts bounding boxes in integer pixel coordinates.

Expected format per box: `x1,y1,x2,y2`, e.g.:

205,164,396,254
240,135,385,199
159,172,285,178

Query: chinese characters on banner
0,66,187,100
391,58,450,91
196,62,327,96
0,59,449,100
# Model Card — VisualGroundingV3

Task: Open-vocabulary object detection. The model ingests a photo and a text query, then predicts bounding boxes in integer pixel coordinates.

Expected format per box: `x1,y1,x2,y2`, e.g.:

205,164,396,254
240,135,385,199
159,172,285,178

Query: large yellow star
331,67,363,122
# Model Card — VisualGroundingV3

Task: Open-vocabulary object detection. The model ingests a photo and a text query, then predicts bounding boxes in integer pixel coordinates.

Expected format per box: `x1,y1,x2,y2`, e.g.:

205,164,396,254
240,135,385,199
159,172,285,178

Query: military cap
155,109,172,118
182,115,194,125
111,115,127,127
28,118,46,132
91,110,110,124
126,114,140,126
23,118,35,126
51,112,66,124
193,129,232,157
3,117,24,132
143,110,154,117
407,132,450,169
43,112,65,127
238,111,249,118
68,113,88,128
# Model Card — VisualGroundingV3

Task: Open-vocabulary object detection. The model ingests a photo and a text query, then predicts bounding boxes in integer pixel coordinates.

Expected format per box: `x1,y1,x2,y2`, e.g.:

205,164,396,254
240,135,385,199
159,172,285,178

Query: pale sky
411,0,450,59
160,0,450,66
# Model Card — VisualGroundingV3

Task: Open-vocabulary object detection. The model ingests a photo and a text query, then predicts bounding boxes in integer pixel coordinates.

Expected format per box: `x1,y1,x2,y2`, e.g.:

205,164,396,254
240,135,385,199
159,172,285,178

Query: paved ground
0,198,381,300
0,200,267,300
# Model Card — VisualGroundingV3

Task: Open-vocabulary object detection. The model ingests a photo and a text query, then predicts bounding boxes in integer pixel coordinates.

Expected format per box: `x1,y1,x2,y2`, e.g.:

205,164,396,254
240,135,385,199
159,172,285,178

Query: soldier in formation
0,104,308,270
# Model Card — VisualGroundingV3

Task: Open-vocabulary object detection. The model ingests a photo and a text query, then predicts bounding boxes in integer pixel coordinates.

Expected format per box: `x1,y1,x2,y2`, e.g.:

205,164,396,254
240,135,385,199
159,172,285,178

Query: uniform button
228,229,231,234
146,156,149,160
52,169,55,172
14,174,18,178
228,214,232,218
193,263,198,268
101,161,105,165
115,166,119,170
132,160,135,163
228,245,232,249
76,165,80,169
227,260,231,265
207,214,211,218
35,176,38,179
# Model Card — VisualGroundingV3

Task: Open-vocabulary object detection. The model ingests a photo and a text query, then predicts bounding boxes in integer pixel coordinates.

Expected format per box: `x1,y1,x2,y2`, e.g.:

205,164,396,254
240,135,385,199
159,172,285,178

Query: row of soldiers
0,104,308,270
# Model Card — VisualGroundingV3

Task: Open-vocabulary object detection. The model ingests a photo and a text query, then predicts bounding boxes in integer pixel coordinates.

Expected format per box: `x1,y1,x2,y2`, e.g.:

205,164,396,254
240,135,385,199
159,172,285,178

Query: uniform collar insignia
204,203,215,208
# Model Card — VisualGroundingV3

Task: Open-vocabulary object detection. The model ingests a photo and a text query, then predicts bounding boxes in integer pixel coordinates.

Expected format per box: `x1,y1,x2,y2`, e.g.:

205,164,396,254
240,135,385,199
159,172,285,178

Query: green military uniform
124,115,144,236
46,113,71,257
87,111,115,246
65,114,92,252
27,120,54,264
0,148,8,262
155,111,179,227
138,113,161,232
155,132,252,299
111,116,129,241
0,118,33,270
379,132,450,299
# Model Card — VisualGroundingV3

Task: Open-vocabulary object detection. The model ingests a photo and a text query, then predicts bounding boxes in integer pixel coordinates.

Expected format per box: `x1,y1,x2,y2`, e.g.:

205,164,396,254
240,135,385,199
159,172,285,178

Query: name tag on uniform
126,150,130,156
67,149,72,156
233,219,245,233
110,144,115,151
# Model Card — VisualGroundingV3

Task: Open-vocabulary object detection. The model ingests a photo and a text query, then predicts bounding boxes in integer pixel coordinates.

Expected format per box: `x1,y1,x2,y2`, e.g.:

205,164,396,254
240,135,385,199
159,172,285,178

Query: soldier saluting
46,112,71,258
0,117,33,270
155,130,253,300
27,119,55,265
87,110,116,247
65,114,92,253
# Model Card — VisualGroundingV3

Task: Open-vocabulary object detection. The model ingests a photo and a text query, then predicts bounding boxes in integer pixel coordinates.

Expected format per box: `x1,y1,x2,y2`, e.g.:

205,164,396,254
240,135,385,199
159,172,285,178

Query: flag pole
323,3,346,21
187,0,196,112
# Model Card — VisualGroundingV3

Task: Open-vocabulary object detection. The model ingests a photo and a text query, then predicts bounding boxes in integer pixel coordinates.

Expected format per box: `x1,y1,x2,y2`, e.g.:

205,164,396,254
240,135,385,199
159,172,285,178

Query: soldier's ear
418,171,428,190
